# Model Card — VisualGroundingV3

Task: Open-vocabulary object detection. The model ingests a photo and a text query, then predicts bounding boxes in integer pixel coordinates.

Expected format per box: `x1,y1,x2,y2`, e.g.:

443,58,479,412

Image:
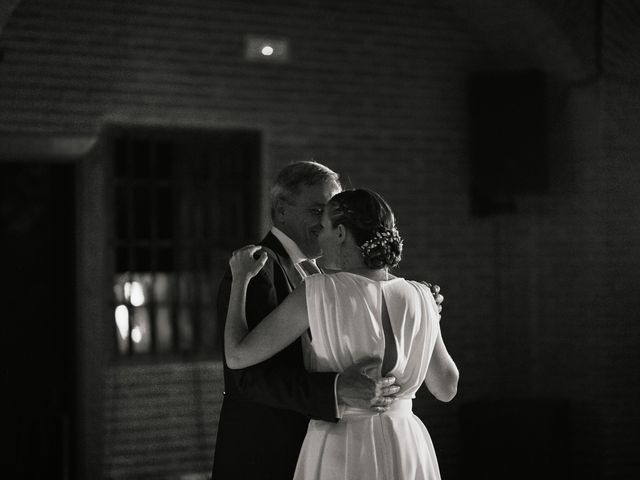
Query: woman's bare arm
225,246,310,369
425,331,459,402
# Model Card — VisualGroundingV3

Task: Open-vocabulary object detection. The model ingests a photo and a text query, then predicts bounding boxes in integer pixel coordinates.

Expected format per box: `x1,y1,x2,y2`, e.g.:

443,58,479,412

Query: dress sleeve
304,274,341,370
412,280,442,352
414,280,441,323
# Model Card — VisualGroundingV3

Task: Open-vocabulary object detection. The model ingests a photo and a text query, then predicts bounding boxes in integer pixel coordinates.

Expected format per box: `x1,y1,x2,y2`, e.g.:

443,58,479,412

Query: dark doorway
0,162,76,479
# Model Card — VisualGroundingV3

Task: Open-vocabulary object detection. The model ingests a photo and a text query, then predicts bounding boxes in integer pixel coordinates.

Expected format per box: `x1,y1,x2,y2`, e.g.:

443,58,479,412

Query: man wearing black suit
212,162,407,479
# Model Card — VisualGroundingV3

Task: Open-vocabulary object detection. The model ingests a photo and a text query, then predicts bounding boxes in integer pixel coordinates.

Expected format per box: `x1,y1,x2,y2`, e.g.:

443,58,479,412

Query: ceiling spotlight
245,35,289,63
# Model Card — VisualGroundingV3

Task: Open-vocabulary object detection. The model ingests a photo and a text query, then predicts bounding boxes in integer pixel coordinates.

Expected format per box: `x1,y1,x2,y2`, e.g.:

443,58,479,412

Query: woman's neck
344,266,390,281
321,240,390,280
338,252,389,280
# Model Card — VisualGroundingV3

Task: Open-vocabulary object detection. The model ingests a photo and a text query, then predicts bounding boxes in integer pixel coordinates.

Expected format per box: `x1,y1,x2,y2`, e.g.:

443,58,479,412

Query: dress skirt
293,400,441,480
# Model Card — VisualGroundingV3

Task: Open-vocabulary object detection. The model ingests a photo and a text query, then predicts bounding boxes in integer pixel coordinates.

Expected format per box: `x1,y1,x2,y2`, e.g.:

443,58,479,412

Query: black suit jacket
211,232,338,480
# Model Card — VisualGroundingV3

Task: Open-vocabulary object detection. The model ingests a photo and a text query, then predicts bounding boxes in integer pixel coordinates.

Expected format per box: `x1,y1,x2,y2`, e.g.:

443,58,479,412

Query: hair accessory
360,227,403,260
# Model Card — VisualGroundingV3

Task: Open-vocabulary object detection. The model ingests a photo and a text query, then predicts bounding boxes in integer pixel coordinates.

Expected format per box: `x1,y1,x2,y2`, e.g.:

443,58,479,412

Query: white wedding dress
294,272,442,480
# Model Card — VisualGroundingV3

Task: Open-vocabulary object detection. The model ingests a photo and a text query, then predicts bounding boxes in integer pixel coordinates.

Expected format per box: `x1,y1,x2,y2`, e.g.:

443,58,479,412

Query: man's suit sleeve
218,262,339,423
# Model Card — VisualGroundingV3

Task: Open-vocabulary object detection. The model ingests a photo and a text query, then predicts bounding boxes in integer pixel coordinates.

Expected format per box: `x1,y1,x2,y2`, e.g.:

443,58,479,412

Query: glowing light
261,45,274,56
129,281,145,306
115,305,129,340
131,326,142,343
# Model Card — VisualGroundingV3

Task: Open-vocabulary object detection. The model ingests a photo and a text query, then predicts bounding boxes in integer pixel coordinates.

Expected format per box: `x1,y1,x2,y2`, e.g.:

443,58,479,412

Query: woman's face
317,208,341,269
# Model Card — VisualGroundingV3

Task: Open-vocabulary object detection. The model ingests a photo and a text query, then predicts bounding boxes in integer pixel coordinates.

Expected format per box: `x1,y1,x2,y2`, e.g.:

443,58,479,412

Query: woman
225,189,459,480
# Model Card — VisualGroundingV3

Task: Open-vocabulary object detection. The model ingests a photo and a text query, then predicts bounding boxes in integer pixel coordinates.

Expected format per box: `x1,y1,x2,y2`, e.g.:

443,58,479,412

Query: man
212,161,442,479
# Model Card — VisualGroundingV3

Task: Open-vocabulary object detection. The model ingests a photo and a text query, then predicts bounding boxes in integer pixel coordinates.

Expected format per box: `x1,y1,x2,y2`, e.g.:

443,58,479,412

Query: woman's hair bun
360,226,403,269
327,189,403,269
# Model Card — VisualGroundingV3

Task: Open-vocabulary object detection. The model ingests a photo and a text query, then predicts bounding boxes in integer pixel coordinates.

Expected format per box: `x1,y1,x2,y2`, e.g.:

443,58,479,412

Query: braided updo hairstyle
326,189,403,269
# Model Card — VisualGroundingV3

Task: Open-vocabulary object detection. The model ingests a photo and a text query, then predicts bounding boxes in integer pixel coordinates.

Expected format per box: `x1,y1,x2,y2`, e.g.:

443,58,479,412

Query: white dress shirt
270,226,341,418
271,226,319,279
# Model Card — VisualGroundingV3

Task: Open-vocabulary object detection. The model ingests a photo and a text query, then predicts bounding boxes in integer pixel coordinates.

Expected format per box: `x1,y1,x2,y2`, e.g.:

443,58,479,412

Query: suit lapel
260,232,301,290
261,231,314,342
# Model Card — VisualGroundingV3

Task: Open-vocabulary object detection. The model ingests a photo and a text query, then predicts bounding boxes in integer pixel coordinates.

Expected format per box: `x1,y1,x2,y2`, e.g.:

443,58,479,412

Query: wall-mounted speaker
468,69,548,215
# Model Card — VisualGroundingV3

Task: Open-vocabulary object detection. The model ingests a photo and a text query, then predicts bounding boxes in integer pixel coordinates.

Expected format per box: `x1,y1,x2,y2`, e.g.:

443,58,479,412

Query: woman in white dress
225,189,459,480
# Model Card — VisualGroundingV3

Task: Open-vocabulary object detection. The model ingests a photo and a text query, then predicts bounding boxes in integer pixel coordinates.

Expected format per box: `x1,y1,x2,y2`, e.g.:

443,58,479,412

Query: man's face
277,181,341,258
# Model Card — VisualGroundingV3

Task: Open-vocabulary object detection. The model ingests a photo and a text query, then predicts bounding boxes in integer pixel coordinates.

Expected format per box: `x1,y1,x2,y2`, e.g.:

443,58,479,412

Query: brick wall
104,362,223,479
598,1,640,475
1,0,638,479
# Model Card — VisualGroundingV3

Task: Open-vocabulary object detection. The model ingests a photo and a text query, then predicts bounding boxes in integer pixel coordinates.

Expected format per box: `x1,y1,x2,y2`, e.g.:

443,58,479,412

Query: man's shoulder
259,233,293,271
259,231,289,259
255,250,280,280
218,233,291,291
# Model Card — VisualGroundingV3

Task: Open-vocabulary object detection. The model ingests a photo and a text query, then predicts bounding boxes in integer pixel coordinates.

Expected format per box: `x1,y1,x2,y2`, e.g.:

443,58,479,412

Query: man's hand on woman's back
336,358,401,413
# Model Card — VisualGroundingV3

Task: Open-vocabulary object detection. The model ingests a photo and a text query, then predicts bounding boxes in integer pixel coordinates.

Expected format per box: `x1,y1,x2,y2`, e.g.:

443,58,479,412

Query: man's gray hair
270,161,341,218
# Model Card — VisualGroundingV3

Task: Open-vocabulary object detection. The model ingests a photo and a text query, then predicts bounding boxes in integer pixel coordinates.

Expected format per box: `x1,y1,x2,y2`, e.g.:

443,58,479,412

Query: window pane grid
111,130,259,359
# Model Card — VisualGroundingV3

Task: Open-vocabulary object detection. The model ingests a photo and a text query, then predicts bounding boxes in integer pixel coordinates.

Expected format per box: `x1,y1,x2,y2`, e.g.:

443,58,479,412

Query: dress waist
339,398,413,422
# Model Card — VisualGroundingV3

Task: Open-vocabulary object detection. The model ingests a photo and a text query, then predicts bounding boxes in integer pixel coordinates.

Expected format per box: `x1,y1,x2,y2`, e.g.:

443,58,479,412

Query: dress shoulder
404,280,441,322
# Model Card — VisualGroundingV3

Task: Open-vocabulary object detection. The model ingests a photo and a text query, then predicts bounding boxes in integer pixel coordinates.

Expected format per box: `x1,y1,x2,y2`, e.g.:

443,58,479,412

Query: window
110,128,261,358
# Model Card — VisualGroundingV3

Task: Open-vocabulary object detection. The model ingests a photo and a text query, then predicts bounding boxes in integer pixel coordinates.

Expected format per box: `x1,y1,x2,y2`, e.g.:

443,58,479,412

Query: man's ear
273,199,286,221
